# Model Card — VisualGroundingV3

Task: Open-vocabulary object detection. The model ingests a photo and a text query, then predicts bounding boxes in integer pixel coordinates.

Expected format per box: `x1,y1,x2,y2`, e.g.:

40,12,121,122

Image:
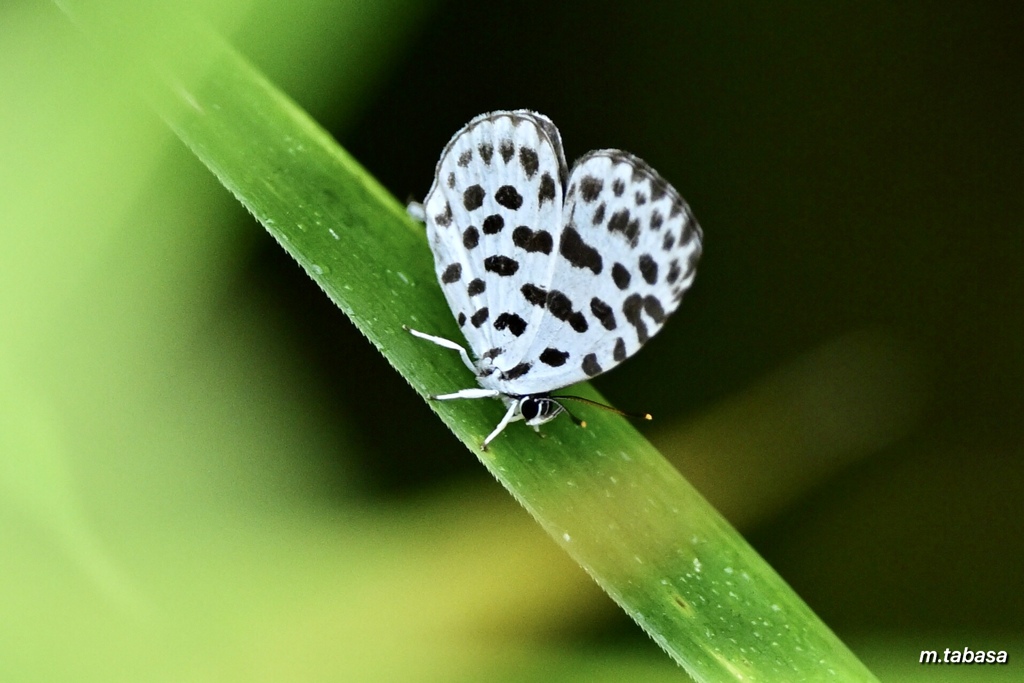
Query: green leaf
57,3,879,680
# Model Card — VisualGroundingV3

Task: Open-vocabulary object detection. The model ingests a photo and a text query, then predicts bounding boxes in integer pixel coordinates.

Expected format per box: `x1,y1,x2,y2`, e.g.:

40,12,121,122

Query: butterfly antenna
554,395,653,422
558,403,587,429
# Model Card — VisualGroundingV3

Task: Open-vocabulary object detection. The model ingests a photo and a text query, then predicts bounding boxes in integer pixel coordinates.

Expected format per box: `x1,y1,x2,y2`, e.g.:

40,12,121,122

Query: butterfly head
517,395,566,427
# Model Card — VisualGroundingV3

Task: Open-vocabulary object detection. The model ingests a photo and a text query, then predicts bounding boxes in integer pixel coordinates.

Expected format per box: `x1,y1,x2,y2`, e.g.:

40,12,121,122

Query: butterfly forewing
423,111,570,389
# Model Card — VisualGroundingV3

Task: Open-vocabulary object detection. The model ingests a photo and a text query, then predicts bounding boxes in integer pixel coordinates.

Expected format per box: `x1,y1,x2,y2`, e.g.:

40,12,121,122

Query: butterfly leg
481,400,522,451
432,388,501,400
404,326,477,373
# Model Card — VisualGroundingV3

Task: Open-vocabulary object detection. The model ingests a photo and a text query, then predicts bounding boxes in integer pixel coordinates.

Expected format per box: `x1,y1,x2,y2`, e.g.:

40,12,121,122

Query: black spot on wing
613,338,627,362
446,172,455,189
650,210,664,230
434,202,452,227
611,262,631,290
457,149,472,167
635,191,647,205
559,227,603,273
538,172,556,205
643,295,666,324
513,226,553,254
592,202,606,225
521,283,547,307
463,185,485,211
639,254,658,285
495,185,524,210
579,176,603,202
627,218,641,246
539,348,569,367
463,226,479,249
499,139,515,163
482,347,502,360
666,259,681,284
670,198,685,218
501,362,532,380
547,290,573,319
467,278,486,296
662,232,676,251
483,214,504,234
650,178,668,201
494,312,527,336
608,208,640,246
582,353,603,377
612,178,625,196
471,307,489,327
478,143,493,164
519,147,539,179
622,294,650,344
590,298,616,330
681,213,699,244
686,246,701,276
441,263,461,284
547,290,588,333
484,255,519,276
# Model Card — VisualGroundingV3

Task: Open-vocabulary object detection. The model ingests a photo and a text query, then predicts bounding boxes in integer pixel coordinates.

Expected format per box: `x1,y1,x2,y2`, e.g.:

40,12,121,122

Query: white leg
404,326,476,373
433,388,501,400
482,400,522,451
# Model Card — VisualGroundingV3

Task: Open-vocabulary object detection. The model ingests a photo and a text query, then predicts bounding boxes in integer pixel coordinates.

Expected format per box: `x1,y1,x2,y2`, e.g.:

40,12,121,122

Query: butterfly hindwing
501,150,703,395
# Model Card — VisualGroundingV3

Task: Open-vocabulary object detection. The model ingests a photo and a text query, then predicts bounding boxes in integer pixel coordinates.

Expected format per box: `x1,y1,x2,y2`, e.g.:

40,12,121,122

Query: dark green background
243,0,1022,634
4,0,1019,679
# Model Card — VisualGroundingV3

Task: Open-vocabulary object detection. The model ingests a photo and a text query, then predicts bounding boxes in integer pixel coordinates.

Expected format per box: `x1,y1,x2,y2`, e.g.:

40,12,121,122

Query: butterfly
407,110,702,449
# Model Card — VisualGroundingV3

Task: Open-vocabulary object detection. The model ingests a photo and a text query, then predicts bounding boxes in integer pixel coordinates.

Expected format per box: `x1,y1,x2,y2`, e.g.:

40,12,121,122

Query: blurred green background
2,0,1020,680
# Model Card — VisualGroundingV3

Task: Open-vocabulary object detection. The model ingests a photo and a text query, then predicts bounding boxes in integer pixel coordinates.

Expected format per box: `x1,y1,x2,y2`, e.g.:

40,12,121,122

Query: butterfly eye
519,397,541,422
519,397,566,427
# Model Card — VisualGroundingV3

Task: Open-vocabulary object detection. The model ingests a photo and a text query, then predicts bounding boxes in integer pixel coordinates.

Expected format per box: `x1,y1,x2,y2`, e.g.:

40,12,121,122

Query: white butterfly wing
501,150,703,395
423,110,570,389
